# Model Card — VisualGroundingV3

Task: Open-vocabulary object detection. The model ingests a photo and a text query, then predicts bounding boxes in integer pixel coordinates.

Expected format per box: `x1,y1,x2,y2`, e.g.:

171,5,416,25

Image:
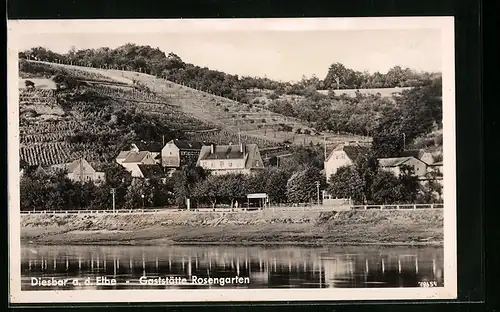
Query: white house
161,139,206,168
197,143,264,175
378,156,427,177
399,149,434,165
53,158,105,183
324,142,370,182
119,151,157,177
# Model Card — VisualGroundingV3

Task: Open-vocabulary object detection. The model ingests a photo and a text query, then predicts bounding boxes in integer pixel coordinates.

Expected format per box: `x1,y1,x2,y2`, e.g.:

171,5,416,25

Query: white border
7,17,456,304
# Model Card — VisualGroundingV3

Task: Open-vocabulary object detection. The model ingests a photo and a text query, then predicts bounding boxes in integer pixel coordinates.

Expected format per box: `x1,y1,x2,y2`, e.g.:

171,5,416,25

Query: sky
10,19,444,82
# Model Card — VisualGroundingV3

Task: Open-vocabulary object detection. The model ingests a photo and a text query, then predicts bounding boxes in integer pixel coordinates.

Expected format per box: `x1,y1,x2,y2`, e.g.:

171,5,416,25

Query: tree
397,164,420,203
417,171,443,204
150,178,175,207
328,165,364,204
192,175,221,208
101,163,132,208
354,150,379,204
172,164,209,207
324,62,348,89
266,168,289,204
370,170,402,204
286,166,323,203
372,133,404,158
124,178,153,208
219,174,248,207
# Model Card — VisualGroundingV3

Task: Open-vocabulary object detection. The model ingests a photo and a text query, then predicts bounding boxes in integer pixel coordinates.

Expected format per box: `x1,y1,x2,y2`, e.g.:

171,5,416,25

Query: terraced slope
19,62,289,166
86,65,369,147
19,61,370,167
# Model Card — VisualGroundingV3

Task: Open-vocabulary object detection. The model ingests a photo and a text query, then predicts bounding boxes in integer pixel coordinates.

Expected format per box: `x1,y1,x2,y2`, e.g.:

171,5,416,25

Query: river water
21,245,443,290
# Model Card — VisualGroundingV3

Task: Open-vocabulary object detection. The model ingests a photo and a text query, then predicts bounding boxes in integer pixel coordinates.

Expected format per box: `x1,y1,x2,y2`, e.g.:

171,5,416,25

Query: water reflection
21,245,444,290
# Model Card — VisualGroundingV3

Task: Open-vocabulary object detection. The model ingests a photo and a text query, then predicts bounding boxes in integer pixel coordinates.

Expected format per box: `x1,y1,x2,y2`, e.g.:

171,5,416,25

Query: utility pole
111,188,116,213
316,181,321,205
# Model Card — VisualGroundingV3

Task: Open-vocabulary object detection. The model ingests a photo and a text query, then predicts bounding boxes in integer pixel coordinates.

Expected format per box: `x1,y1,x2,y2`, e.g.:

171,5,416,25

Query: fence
20,208,183,215
350,204,444,210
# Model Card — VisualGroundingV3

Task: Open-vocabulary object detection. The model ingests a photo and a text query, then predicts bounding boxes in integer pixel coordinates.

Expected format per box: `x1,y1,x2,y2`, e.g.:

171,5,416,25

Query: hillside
78,64,369,146
19,61,368,167
19,61,210,166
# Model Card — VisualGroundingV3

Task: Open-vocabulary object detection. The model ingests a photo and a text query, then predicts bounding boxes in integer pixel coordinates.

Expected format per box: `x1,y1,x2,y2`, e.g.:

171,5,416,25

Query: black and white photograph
8,17,456,303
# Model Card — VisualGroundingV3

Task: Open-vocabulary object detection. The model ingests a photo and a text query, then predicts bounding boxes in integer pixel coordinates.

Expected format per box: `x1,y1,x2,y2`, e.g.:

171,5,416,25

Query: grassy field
21,210,443,246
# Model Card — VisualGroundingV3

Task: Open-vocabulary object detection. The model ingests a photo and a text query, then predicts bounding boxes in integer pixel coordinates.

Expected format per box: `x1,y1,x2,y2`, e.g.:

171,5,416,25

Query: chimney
210,144,214,154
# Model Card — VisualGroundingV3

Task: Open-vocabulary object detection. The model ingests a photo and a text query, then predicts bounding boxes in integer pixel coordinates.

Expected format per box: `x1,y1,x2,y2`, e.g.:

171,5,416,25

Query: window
220,161,224,167
229,162,232,167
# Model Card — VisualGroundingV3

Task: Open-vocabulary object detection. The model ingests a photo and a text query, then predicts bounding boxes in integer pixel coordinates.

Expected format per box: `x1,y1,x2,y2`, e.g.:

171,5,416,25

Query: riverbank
21,210,443,246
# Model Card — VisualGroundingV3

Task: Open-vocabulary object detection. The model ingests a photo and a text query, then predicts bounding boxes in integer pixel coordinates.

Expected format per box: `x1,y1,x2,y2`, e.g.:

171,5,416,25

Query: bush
434,133,443,146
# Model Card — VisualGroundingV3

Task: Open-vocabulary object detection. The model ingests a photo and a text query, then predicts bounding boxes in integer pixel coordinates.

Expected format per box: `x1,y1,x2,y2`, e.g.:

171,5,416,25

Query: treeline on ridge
19,45,441,99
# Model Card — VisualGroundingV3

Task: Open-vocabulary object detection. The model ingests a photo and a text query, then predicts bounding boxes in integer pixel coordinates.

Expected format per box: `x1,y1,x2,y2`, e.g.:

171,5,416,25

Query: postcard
8,17,456,304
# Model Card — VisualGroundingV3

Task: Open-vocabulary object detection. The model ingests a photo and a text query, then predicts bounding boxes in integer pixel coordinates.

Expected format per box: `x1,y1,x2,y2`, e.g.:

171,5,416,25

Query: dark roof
327,143,369,162
378,156,426,167
197,144,263,169
170,139,206,150
378,157,413,167
137,164,165,179
116,151,132,159
399,149,425,159
123,151,151,163
132,141,163,153
343,145,369,162
203,145,245,160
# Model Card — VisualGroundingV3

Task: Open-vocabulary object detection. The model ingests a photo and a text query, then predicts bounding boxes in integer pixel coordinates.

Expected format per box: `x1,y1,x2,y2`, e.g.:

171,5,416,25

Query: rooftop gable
198,144,263,169
326,143,369,162
137,164,165,179
169,139,205,150
132,141,163,153
378,156,425,167
116,151,132,160
123,151,151,163
67,158,95,173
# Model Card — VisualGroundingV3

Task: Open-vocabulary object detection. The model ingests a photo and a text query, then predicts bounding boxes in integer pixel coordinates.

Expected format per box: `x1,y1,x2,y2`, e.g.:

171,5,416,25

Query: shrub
434,133,443,146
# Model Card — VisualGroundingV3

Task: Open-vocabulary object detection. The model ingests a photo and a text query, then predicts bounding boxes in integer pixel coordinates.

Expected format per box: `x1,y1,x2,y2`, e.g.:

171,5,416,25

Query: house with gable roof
196,143,264,175
324,141,370,182
378,156,427,177
118,151,157,177
136,164,167,182
161,139,209,168
399,149,434,165
130,141,164,160
53,158,105,183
